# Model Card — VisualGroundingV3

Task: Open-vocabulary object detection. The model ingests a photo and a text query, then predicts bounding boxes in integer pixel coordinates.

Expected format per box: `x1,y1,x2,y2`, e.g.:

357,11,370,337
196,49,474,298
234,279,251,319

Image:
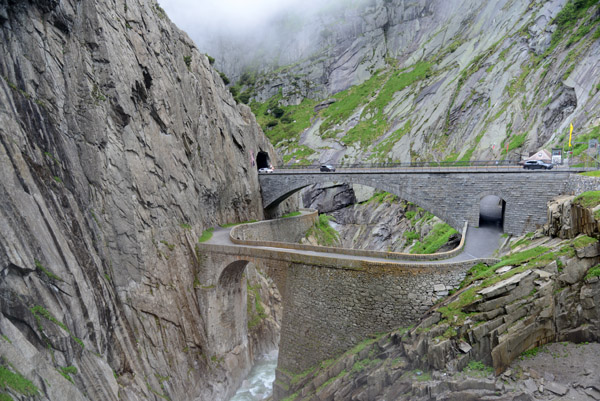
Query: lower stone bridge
259,168,582,235
194,218,496,399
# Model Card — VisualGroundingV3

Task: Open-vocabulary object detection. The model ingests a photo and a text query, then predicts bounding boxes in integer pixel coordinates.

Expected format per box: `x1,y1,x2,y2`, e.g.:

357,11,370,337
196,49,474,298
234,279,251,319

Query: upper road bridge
258,163,591,235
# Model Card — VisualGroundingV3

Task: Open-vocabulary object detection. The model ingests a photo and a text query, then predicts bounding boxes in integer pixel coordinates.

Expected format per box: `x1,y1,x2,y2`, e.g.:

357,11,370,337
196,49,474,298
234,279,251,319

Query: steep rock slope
0,0,279,400
232,0,600,167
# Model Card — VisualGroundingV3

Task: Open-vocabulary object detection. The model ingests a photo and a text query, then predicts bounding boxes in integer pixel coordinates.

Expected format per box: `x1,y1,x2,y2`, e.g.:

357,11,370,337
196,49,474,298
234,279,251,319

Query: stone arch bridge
258,167,581,235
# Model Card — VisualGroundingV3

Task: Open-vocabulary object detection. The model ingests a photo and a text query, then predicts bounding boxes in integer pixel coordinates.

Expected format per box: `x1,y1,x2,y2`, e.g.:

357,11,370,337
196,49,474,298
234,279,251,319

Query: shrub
183,55,191,67
206,54,215,65
219,72,230,85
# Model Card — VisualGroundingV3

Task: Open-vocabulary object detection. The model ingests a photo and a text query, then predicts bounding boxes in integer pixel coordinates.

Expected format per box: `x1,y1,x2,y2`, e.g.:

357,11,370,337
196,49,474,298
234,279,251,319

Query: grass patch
463,360,494,376
410,223,458,254
341,62,431,147
319,71,389,136
573,191,600,208
0,365,39,396
305,214,339,246
58,366,78,383
586,264,600,280
572,235,598,249
367,191,398,204
282,211,302,218
34,259,62,281
198,227,214,242
579,170,600,177
30,305,84,349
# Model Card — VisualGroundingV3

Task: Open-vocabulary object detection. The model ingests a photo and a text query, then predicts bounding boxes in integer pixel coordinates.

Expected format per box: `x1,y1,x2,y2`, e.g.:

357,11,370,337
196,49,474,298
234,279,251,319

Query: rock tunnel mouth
256,151,272,170
479,195,505,230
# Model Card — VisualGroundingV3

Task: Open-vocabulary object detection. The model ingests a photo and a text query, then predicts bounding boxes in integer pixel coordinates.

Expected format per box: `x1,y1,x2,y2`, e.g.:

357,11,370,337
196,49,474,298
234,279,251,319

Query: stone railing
231,214,469,261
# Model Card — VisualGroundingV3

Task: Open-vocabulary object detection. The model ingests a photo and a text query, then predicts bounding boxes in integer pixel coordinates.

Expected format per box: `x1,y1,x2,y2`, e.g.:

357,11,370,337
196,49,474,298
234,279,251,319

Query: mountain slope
0,0,279,399
224,0,600,166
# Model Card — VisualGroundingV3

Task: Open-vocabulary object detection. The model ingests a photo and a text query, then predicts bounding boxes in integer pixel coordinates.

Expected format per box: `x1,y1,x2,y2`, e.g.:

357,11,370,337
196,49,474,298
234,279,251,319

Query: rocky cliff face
0,1,281,400
221,0,600,168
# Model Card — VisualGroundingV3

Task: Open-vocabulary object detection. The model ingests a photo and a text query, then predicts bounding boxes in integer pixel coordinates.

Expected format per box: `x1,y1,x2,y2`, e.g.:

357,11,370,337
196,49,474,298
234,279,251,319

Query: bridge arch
259,170,572,235
478,192,506,230
262,175,462,231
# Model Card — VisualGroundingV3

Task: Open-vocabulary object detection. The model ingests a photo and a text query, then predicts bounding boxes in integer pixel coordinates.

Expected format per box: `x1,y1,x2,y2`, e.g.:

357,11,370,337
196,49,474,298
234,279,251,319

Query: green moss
586,264,600,280
58,366,78,383
463,360,494,376
198,228,214,243
0,393,14,401
30,305,84,349
282,211,301,218
34,259,63,281
0,365,39,396
410,223,458,254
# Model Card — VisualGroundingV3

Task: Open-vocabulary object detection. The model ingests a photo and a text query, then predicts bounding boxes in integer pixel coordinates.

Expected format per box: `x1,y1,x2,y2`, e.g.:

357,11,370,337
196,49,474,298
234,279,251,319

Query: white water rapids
229,350,278,401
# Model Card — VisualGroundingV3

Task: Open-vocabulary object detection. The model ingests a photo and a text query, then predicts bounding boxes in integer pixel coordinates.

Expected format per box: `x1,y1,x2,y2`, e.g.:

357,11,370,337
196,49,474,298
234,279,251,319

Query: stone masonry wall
231,209,318,243
259,170,575,235
276,259,494,375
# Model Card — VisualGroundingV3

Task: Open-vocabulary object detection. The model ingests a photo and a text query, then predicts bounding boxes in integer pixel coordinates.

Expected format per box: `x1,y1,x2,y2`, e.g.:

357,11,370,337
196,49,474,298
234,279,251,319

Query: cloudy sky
158,0,312,46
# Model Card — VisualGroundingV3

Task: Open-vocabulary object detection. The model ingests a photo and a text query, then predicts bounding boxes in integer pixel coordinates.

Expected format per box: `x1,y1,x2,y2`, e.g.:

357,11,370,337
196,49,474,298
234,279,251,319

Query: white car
258,167,274,173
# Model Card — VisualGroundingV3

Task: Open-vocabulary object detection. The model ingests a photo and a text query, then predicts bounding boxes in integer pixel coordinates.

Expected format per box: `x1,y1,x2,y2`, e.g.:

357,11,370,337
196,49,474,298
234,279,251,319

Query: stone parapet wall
232,217,469,261
564,174,600,194
231,209,318,244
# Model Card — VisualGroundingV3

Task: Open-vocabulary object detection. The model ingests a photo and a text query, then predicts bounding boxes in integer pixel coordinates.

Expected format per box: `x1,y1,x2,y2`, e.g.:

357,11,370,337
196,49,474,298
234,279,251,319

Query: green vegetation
520,345,544,359
410,223,457,254
551,0,600,48
159,240,175,251
305,214,339,246
367,191,398,204
319,71,389,136
183,55,191,68
404,231,419,242
58,366,78,383
586,264,600,280
574,191,600,209
251,93,317,154
219,72,230,85
502,131,528,152
463,360,494,376
342,62,431,146
198,228,214,243
180,223,191,230
572,235,598,249
282,211,302,218
30,305,84,349
371,120,412,160
0,365,39,396
580,170,600,177
35,259,62,281
247,283,267,330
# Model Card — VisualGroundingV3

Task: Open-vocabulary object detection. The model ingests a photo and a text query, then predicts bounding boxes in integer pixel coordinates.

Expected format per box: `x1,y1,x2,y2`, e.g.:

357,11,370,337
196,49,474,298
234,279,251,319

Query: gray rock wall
0,1,278,400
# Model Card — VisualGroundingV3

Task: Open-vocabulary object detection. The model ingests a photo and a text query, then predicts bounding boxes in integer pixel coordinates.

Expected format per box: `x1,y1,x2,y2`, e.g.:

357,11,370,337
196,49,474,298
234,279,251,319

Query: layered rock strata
0,0,282,399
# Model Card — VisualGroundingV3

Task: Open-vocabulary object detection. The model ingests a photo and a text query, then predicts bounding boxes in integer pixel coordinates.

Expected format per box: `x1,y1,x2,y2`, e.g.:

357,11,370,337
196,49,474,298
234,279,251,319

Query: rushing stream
229,350,278,401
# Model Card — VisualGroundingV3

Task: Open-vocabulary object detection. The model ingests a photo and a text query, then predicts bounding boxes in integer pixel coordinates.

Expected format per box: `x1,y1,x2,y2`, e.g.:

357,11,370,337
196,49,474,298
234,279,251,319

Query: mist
158,0,375,79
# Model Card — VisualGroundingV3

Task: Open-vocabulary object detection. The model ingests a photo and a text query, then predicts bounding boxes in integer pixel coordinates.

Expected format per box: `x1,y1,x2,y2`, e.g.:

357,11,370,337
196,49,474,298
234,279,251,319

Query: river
229,350,278,401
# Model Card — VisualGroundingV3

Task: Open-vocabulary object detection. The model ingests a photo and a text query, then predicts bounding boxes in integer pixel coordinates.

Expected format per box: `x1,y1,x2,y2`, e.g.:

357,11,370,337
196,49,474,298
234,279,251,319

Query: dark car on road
523,160,553,170
320,164,335,172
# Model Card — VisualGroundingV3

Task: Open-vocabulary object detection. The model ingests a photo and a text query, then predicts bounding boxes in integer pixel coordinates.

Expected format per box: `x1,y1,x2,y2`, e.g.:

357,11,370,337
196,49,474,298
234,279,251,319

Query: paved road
205,213,504,264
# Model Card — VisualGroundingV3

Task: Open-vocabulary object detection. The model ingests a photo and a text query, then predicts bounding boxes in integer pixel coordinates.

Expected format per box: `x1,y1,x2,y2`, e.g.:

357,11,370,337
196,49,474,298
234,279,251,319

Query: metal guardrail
274,160,523,170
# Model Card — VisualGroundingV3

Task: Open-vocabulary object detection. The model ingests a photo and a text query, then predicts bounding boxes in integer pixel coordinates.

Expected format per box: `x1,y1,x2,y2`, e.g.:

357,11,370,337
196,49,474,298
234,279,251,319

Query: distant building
525,149,552,163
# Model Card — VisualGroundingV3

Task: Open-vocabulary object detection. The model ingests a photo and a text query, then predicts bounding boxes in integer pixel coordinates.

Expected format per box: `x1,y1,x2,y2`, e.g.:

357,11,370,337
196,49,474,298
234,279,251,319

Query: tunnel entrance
256,151,271,170
479,195,505,230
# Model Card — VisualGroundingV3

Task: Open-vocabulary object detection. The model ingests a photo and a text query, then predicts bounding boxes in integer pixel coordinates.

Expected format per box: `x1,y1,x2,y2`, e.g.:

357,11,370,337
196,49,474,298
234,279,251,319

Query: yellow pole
568,123,573,147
